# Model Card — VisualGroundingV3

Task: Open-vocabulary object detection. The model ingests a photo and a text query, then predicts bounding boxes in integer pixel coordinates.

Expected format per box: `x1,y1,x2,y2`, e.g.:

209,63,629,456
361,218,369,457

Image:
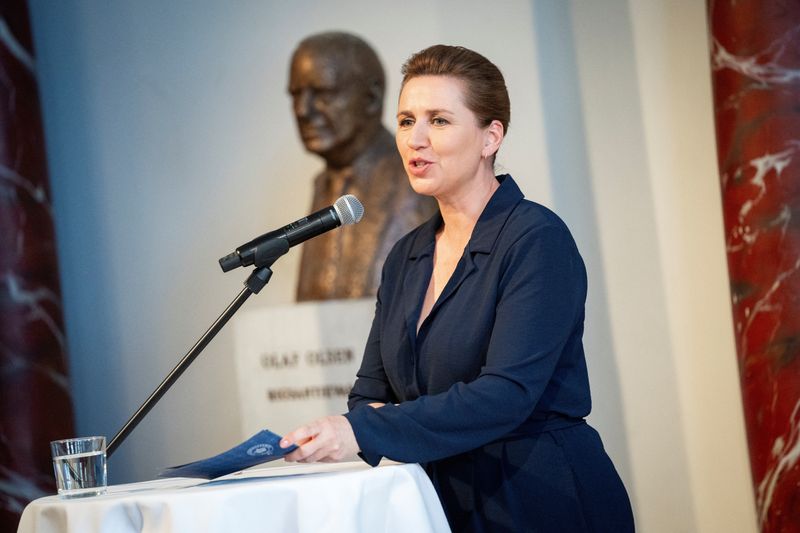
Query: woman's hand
280,415,359,463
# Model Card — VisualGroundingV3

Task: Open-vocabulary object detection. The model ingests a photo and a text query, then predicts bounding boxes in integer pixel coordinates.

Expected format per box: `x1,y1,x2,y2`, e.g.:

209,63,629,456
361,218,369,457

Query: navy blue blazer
345,175,633,532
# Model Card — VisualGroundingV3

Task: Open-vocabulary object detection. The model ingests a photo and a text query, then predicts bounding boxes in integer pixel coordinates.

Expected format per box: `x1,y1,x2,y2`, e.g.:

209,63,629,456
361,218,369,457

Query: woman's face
395,75,494,201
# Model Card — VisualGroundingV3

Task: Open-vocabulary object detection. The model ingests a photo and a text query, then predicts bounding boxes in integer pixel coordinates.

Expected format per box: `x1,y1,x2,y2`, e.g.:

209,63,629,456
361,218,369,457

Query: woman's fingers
292,419,341,463
281,424,316,448
280,424,318,462
281,416,358,463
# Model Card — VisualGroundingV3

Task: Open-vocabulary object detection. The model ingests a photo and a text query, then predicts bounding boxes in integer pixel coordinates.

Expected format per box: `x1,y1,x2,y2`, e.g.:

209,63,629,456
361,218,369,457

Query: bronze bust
290,32,437,301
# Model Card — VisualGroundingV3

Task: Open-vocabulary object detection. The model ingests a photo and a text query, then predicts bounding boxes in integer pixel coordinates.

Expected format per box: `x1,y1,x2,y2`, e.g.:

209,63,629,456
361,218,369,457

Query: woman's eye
398,118,414,127
432,117,449,126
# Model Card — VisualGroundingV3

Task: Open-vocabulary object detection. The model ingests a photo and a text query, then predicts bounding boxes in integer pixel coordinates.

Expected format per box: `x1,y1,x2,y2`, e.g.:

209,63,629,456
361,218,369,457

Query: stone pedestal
233,299,374,438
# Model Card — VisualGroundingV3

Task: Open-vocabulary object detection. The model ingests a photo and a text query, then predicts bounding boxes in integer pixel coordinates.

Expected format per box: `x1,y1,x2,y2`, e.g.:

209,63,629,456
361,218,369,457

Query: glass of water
50,436,107,498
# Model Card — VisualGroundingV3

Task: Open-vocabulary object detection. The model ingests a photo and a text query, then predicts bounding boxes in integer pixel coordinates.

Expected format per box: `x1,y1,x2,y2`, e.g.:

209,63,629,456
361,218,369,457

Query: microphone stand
107,249,284,457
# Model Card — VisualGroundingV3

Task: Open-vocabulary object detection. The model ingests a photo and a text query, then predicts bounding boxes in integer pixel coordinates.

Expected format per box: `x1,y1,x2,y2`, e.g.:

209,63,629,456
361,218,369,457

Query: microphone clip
253,237,290,269
218,237,290,272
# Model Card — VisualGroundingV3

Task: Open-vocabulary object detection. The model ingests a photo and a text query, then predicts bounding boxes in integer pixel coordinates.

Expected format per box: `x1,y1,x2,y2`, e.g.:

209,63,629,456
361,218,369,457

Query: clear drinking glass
50,436,108,498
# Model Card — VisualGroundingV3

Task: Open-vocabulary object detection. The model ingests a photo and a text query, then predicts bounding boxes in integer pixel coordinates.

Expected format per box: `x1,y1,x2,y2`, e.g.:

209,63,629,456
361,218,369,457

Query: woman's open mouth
408,158,433,176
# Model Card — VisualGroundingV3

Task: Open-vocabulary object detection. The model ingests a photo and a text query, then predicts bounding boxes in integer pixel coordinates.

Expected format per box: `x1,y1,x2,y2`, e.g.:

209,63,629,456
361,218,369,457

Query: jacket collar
407,174,523,260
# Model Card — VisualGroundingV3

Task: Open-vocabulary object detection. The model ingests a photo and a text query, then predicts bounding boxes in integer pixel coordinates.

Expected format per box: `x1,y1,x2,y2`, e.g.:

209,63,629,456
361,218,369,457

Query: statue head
288,32,386,169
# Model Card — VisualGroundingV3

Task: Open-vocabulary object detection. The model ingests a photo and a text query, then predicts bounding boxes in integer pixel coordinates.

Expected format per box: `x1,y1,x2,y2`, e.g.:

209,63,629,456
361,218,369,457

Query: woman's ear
482,119,505,159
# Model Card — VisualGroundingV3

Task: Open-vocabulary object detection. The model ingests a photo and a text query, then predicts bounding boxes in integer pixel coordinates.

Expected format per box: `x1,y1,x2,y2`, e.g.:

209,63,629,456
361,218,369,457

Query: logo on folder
247,443,275,457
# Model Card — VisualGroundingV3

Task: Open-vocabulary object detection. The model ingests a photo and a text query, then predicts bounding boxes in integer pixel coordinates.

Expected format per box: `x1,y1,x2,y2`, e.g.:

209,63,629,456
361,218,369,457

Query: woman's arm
344,223,586,466
282,222,585,466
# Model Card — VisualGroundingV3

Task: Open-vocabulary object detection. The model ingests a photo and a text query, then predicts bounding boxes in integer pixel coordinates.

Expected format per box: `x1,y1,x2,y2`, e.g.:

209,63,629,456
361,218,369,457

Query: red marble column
0,1,75,529
708,1,800,531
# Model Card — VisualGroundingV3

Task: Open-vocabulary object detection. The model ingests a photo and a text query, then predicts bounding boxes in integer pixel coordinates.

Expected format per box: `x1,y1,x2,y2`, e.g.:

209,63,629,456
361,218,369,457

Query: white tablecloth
17,461,450,533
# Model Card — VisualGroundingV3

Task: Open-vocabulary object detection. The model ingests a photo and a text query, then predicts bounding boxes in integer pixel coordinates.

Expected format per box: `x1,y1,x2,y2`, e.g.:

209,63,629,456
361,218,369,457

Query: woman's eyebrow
396,108,454,117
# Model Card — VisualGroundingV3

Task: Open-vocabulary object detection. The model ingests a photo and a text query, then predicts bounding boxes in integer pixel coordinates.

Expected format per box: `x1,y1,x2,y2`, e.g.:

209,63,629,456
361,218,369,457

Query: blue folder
159,429,297,479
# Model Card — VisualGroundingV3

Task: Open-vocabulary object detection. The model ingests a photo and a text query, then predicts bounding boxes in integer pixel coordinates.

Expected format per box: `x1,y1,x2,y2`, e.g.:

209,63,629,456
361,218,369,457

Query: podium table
17,461,450,533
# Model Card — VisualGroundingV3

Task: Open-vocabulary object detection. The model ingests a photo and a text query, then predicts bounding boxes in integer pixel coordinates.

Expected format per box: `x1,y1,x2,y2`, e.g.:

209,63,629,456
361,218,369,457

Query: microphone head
333,194,364,226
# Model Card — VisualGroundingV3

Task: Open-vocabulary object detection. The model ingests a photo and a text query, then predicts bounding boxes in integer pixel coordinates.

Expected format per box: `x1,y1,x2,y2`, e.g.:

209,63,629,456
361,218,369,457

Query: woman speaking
281,44,634,532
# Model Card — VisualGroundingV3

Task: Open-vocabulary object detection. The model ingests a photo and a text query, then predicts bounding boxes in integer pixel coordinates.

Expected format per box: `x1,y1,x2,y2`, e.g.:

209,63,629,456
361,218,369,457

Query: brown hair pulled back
401,45,510,136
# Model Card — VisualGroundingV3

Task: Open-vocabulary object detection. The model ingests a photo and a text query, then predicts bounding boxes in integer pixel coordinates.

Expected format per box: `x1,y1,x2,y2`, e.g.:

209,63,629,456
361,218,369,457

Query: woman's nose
407,123,429,149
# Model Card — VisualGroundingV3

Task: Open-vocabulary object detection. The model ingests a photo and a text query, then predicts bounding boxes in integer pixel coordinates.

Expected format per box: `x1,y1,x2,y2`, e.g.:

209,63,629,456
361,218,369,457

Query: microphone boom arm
107,262,276,458
109,194,363,456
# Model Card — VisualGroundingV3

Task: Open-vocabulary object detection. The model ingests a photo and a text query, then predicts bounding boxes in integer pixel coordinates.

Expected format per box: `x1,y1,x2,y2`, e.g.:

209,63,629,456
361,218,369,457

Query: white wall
28,0,756,531
624,1,756,530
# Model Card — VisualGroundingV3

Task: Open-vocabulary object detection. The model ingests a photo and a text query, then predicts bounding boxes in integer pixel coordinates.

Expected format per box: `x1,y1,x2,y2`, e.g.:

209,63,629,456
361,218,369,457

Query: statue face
288,48,372,159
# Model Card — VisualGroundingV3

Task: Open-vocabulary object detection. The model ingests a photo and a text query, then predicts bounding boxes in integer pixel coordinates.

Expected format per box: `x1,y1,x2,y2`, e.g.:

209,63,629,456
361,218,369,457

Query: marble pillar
708,1,800,531
0,1,75,529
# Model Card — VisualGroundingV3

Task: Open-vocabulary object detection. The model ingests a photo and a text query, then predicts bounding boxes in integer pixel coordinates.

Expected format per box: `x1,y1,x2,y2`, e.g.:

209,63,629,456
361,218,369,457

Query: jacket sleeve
344,224,586,466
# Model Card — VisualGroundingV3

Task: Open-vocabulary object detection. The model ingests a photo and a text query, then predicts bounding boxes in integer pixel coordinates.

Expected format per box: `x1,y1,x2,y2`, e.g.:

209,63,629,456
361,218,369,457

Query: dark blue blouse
345,175,633,532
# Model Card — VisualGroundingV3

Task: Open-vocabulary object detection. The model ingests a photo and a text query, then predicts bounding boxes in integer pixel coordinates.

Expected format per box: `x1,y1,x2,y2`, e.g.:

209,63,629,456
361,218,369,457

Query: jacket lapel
402,253,432,349
401,213,440,351
421,175,525,325
427,250,477,320
401,175,525,344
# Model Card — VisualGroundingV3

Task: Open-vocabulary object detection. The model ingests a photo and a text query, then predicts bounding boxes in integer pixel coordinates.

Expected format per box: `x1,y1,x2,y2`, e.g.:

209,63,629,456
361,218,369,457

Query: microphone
219,194,364,272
